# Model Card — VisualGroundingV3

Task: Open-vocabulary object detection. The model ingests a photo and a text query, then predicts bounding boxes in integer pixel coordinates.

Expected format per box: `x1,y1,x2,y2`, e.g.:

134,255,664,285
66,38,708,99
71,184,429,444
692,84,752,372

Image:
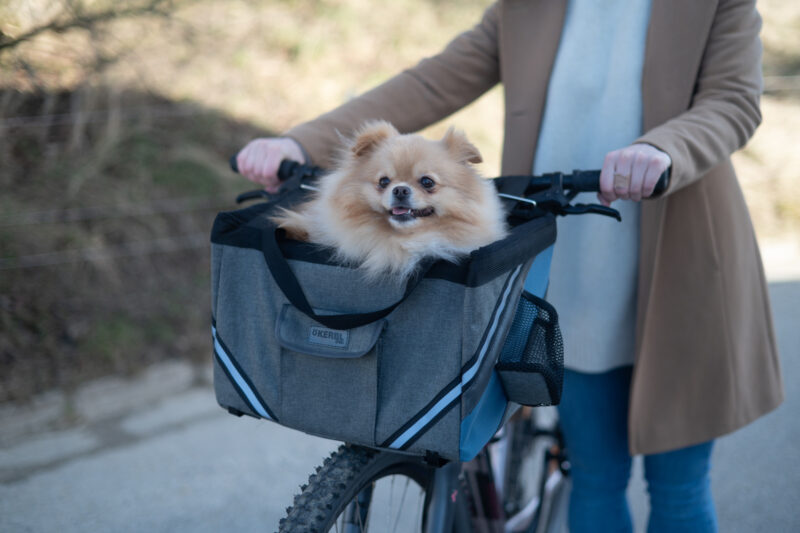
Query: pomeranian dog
271,121,508,279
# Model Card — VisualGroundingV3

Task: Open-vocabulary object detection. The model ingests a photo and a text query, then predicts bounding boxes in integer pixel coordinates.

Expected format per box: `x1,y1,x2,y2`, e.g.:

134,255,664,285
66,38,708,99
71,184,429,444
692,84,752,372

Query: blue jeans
557,366,717,533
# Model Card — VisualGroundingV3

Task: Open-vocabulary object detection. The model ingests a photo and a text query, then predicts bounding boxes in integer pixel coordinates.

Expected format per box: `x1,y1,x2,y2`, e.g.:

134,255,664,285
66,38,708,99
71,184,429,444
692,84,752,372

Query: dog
271,120,508,279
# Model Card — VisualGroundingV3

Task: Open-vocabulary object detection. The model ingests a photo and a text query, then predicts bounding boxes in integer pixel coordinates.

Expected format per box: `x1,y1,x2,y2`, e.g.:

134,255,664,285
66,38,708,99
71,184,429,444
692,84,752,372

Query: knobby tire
278,444,433,533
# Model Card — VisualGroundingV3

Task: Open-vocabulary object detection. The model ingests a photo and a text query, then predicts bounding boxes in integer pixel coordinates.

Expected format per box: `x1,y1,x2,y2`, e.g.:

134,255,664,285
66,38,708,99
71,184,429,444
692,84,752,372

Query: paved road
1,280,797,532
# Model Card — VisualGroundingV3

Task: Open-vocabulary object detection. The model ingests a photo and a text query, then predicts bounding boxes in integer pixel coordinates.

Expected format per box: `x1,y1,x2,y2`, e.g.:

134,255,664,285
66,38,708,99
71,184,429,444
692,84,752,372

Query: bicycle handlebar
230,156,324,182
229,156,670,197
521,168,670,197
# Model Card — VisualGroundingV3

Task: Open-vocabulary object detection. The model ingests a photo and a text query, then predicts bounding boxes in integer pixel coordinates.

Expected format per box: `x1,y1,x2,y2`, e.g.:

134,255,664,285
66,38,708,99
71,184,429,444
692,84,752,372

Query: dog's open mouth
390,206,435,221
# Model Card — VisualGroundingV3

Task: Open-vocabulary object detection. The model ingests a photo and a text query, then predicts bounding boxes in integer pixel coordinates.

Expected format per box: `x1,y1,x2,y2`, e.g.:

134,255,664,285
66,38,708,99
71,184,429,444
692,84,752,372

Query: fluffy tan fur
271,121,508,279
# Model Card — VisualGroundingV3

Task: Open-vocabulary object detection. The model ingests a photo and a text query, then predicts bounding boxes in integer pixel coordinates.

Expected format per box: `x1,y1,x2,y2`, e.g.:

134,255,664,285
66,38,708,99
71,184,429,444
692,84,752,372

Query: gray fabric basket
210,199,556,461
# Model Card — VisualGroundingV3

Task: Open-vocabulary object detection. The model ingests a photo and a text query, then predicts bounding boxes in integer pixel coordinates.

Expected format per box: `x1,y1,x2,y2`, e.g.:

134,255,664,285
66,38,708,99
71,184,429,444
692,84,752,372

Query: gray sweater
530,0,652,373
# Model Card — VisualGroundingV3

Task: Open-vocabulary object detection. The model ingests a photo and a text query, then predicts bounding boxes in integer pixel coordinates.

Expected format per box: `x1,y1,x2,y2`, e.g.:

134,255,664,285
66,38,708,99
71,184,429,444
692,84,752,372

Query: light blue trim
523,245,553,298
212,326,272,420
459,372,507,461
388,265,521,449
461,265,522,386
388,383,463,449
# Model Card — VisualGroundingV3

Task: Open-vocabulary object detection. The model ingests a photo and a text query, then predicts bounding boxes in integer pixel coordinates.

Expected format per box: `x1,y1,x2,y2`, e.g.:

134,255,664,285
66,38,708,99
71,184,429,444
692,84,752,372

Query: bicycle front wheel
278,444,435,532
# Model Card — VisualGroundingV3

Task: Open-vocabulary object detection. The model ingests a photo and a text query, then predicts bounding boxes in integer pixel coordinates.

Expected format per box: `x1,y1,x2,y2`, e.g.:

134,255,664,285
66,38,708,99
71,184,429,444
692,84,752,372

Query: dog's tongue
392,207,411,216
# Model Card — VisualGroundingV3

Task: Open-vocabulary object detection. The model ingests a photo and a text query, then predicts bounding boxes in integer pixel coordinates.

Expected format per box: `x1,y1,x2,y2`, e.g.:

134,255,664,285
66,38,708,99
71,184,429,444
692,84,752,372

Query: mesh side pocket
496,291,564,406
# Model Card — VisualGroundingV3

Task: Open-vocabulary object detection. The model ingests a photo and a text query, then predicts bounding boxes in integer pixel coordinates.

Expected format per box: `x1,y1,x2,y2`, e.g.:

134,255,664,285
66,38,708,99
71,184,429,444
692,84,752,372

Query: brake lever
560,203,622,221
233,159,323,204
235,190,272,204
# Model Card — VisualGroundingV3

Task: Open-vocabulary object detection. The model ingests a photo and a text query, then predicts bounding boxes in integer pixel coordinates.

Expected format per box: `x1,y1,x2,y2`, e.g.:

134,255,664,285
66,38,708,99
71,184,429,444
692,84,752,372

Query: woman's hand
598,143,671,206
235,137,307,193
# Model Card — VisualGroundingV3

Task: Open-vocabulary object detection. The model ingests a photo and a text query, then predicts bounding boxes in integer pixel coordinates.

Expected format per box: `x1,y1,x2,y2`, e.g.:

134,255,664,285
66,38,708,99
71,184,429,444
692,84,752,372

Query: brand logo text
308,326,349,349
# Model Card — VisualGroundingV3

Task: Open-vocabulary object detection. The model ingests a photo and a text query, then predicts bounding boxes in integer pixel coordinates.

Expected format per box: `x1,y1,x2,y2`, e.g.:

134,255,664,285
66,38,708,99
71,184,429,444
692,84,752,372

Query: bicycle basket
210,197,556,462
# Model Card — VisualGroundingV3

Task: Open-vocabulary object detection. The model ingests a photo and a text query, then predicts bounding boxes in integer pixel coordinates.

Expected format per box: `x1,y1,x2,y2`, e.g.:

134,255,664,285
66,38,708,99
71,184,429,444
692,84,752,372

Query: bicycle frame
424,461,472,533
337,446,500,533
337,408,569,533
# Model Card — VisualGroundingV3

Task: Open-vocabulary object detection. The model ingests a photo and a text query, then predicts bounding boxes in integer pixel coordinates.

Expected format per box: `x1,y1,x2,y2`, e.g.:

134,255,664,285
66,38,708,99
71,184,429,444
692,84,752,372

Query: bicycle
227,158,669,533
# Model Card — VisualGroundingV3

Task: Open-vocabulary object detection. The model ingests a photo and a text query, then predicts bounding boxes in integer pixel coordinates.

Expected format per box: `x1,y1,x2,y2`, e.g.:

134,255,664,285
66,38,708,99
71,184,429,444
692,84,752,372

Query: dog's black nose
393,186,411,199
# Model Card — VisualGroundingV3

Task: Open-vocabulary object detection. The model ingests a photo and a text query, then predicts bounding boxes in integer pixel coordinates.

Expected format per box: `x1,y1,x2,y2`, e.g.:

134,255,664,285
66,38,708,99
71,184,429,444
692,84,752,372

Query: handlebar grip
566,169,670,197
650,170,670,197
228,154,298,183
565,170,600,193
277,159,301,181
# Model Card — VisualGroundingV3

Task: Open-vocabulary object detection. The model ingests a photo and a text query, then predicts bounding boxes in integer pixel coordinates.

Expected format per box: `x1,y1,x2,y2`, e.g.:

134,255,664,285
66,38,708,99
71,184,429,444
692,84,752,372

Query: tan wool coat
285,0,784,455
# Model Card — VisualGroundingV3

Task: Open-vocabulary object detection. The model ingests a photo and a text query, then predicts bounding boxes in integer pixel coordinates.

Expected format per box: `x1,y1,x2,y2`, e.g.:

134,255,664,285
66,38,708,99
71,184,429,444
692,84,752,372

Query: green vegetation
0,0,798,402
0,89,266,401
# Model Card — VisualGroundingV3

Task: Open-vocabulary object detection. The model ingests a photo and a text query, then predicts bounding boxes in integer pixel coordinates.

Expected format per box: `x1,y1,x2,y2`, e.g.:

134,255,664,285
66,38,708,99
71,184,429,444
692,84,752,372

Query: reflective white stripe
388,265,522,449
461,265,521,386
389,383,463,449
212,326,272,420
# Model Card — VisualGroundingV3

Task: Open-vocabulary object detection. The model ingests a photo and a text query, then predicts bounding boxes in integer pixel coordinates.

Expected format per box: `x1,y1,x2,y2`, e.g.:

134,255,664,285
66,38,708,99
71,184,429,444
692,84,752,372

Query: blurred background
1,0,798,406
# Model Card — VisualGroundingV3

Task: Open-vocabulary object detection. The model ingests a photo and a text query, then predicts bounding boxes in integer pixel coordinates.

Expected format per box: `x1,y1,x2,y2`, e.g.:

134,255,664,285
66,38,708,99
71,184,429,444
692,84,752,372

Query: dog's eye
420,176,435,189
378,176,391,188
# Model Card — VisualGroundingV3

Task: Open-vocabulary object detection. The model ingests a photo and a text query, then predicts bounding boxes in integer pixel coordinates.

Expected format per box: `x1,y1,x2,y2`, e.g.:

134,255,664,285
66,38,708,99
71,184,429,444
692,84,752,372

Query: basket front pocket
276,304,384,446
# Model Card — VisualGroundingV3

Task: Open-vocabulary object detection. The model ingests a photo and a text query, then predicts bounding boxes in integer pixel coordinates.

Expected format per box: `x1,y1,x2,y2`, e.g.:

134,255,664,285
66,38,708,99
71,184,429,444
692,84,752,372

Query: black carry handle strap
261,228,431,330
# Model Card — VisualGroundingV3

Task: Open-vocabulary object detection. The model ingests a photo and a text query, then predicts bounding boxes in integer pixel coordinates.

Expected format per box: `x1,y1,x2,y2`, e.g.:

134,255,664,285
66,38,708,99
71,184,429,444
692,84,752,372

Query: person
235,0,784,531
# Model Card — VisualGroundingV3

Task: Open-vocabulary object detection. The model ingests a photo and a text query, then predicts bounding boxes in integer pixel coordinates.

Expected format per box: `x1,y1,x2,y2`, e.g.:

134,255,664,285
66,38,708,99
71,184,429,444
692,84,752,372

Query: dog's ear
441,127,482,165
351,121,399,158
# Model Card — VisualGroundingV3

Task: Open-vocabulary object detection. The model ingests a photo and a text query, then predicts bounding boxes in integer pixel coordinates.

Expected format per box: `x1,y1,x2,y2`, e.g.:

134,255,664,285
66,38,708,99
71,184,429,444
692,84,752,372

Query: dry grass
735,96,800,238
0,0,499,402
4,0,796,222
0,0,797,402
760,0,800,75
93,0,800,236
742,0,800,240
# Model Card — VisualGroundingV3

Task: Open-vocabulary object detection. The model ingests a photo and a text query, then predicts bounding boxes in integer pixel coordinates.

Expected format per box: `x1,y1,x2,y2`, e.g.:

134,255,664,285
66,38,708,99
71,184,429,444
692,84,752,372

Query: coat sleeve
636,0,763,191
284,3,500,167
